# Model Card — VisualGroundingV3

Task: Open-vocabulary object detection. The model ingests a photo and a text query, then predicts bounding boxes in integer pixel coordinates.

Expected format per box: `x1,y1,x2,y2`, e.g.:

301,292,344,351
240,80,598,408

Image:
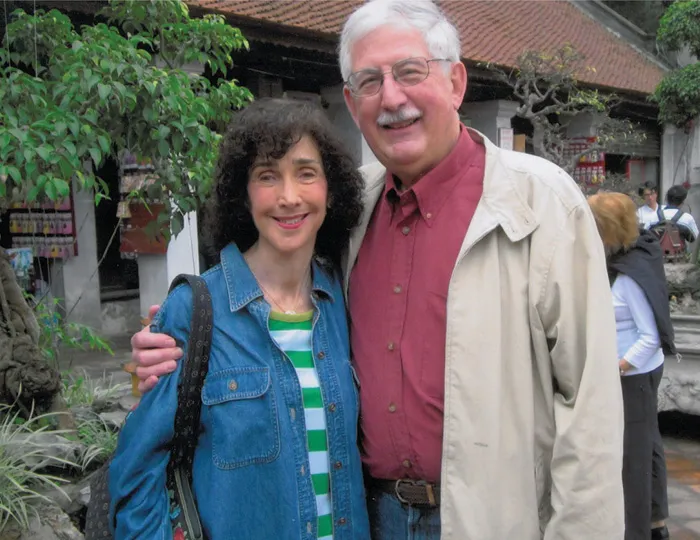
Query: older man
131,1,624,538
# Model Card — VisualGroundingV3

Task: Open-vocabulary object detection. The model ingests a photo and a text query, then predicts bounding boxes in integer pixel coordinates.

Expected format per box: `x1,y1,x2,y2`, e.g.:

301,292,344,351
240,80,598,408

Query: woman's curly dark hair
205,98,365,269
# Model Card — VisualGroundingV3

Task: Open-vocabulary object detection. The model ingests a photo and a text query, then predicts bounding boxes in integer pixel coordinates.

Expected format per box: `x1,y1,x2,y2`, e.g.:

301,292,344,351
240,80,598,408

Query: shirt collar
382,125,483,225
219,243,335,312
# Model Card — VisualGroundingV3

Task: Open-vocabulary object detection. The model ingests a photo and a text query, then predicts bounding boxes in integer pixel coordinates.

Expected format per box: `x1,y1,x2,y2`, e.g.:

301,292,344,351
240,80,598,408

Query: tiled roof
190,0,665,95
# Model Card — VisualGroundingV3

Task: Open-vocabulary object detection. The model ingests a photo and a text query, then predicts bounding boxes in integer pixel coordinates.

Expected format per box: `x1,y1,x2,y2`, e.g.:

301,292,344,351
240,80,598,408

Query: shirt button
426,212,433,219
401,226,411,235
388,403,397,413
387,342,395,351
317,351,326,360
228,380,238,391
402,459,412,469
328,403,336,412
334,461,343,469
393,285,402,294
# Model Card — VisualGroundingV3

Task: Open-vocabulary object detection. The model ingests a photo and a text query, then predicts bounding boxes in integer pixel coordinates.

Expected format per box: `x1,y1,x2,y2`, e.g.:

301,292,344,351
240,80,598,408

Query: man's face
343,26,467,184
643,189,657,207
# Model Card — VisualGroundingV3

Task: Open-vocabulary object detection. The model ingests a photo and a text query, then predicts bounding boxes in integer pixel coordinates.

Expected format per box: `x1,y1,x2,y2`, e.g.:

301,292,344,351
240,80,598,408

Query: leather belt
369,478,440,507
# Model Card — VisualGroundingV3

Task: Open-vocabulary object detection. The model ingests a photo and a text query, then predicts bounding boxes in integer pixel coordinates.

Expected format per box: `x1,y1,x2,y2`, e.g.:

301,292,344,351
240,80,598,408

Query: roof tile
189,0,665,95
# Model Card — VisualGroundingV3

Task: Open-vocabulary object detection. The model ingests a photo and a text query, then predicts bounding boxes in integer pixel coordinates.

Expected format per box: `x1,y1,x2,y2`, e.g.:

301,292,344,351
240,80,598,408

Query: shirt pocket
202,366,280,470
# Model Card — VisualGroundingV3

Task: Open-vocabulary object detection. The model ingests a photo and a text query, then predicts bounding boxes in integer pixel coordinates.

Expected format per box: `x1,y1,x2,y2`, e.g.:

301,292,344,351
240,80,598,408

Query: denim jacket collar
219,243,336,313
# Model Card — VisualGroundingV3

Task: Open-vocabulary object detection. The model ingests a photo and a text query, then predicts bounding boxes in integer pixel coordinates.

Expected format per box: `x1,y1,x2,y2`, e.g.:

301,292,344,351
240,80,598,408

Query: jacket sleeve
537,203,625,540
108,285,193,539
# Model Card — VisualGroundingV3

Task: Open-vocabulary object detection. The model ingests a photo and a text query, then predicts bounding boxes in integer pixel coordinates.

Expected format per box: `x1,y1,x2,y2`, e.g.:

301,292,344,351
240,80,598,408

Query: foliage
487,45,645,174
0,0,253,237
653,1,700,128
0,403,77,531
657,0,700,57
61,370,129,409
77,414,118,469
27,294,113,366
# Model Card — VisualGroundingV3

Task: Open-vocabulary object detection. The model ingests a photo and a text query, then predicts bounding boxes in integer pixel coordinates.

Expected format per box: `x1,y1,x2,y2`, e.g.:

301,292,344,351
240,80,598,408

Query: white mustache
377,107,422,127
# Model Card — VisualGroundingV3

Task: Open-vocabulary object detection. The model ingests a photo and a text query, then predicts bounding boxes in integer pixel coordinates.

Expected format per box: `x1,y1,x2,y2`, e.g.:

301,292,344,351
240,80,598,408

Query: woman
108,98,370,539
588,192,673,540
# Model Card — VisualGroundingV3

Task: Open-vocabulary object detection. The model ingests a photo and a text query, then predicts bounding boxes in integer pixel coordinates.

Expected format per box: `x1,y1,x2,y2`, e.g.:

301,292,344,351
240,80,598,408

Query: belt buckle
394,479,411,504
394,479,437,507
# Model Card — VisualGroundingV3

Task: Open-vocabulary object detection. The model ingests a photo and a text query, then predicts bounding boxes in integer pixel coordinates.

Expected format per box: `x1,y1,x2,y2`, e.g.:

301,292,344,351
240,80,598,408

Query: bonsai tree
488,45,645,175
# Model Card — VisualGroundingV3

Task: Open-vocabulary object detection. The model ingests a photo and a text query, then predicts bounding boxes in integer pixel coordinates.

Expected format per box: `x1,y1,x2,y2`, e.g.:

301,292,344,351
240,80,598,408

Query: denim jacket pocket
202,366,280,470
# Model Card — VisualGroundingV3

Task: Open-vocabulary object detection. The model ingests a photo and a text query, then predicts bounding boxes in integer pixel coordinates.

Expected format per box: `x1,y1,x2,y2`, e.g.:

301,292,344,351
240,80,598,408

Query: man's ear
450,61,468,110
343,86,361,127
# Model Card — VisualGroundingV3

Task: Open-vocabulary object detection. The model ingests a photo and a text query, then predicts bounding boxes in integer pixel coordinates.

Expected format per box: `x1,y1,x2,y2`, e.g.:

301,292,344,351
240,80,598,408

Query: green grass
0,404,78,532
77,414,118,469
61,370,130,409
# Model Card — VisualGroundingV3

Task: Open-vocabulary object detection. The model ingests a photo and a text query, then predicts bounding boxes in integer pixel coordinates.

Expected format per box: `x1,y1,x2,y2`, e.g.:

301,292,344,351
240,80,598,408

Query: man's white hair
338,0,462,81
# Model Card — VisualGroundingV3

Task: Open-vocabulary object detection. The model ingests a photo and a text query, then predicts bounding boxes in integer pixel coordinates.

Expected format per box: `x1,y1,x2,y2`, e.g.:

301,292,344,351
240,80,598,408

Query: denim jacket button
228,379,238,391
337,517,347,526
317,351,326,360
328,403,336,412
334,461,342,469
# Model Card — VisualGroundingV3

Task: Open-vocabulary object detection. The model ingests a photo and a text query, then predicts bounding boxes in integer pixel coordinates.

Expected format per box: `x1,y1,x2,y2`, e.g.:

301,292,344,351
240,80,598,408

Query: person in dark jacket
588,192,674,540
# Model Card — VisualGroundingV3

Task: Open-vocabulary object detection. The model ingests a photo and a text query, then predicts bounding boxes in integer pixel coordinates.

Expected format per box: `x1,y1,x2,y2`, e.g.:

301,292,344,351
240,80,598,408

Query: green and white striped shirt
269,311,333,540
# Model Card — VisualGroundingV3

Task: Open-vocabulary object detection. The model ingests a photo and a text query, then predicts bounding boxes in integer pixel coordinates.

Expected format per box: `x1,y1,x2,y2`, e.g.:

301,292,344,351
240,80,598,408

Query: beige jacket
344,131,624,540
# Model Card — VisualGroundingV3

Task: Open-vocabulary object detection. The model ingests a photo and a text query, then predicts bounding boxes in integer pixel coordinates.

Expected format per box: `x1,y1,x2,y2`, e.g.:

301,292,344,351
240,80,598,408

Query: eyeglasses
345,57,451,97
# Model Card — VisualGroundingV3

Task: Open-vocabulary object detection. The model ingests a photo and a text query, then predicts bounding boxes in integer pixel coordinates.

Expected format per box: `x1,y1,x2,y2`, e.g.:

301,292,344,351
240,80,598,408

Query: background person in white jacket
636,181,661,229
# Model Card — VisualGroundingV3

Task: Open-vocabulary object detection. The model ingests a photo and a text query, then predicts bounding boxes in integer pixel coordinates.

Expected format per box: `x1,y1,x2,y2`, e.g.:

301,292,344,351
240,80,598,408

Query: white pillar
60,176,102,327
661,124,686,195
460,100,519,147
137,211,199,316
321,84,378,167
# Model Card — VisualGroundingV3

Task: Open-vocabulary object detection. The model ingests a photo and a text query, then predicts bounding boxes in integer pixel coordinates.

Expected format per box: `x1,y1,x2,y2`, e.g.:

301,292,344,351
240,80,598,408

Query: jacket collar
344,128,538,289
220,243,336,312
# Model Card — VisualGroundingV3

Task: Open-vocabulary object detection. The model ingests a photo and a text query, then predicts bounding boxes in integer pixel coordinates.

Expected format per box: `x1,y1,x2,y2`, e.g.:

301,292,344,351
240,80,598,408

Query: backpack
651,207,686,262
84,274,213,540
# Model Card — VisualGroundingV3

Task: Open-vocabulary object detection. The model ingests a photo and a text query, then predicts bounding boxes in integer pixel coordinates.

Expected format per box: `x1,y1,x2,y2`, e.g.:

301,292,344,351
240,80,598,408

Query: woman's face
247,135,328,258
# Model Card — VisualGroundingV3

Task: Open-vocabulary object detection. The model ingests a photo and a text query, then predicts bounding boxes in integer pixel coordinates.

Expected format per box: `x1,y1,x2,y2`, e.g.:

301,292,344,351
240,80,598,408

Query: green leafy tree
653,0,700,128
0,0,253,236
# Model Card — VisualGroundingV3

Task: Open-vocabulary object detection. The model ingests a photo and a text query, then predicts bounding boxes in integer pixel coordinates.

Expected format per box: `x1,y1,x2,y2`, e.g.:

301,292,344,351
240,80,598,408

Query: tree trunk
0,248,62,415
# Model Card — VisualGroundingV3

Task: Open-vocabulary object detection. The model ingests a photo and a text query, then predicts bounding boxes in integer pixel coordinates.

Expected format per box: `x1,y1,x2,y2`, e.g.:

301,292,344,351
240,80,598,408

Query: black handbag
84,274,213,540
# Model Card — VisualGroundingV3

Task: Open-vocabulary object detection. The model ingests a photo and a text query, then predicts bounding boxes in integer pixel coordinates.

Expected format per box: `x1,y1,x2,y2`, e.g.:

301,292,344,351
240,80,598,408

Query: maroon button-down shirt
348,128,485,482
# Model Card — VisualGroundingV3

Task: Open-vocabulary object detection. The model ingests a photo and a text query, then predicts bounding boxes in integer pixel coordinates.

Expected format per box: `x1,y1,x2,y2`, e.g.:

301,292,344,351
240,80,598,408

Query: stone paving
661,413,700,539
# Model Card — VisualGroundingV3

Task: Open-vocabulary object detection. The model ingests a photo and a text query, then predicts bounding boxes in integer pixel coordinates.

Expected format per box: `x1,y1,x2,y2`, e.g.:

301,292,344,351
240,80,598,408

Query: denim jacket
109,244,369,540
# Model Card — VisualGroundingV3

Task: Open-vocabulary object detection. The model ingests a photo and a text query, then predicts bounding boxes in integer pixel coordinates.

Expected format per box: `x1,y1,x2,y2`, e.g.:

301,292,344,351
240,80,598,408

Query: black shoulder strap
167,274,213,477
670,209,684,224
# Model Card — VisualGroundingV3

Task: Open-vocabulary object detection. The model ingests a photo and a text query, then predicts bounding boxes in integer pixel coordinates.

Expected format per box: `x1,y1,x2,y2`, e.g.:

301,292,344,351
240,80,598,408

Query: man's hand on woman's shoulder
131,305,183,393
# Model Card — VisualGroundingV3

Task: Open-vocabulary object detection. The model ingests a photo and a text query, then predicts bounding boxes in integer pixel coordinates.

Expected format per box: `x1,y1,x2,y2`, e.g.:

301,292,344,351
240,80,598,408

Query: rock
665,263,700,298
6,433,83,470
98,410,127,429
117,394,139,412
669,292,700,315
36,472,95,515
658,358,700,416
18,504,83,540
